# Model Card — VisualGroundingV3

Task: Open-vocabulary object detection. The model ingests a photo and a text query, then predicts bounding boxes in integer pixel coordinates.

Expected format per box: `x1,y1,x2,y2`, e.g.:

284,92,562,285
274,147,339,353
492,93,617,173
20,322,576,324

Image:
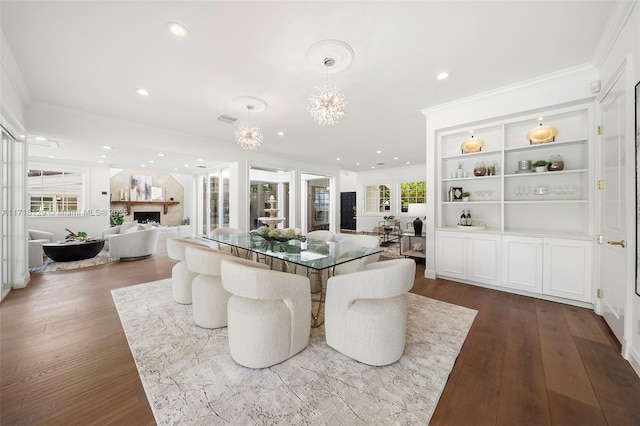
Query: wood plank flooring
2,244,639,425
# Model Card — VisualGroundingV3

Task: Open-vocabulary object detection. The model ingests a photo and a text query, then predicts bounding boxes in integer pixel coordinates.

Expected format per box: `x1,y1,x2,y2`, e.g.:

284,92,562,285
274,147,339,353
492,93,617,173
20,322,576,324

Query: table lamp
407,203,427,236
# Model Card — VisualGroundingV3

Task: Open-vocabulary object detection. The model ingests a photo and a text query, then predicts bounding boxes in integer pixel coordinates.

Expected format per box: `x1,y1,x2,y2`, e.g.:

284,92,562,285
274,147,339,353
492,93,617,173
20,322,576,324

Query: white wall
595,1,640,376
355,164,426,232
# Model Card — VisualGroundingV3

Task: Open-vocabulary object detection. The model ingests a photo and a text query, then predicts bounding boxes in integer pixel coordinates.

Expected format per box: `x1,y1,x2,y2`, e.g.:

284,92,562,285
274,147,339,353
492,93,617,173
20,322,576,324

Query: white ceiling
1,1,618,174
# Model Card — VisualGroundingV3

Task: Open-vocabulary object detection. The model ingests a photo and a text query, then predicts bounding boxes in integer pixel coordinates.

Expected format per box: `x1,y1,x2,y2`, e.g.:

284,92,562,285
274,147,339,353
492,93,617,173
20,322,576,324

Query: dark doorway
340,191,356,231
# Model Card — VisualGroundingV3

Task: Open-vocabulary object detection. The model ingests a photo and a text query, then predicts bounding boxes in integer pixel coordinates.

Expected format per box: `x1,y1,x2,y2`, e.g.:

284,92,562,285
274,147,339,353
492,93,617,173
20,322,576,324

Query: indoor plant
462,192,471,202
383,215,396,228
533,160,548,172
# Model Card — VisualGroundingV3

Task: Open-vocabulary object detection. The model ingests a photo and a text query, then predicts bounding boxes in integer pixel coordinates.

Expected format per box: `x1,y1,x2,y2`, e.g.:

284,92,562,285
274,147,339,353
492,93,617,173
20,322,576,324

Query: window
28,169,85,213
365,184,391,213
400,181,426,213
313,187,329,221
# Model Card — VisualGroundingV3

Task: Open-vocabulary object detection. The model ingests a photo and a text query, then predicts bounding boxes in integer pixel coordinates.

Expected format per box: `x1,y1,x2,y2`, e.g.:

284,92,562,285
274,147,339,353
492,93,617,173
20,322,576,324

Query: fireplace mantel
111,201,179,215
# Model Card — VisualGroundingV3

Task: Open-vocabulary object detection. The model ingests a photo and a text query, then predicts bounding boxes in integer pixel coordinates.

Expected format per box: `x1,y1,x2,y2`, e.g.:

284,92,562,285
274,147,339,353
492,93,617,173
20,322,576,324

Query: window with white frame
28,168,85,213
365,184,391,213
400,181,426,212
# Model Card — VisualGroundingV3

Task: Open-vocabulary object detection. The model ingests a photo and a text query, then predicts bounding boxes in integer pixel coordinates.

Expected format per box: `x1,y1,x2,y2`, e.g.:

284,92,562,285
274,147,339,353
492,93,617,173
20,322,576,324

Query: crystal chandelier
235,105,263,150
308,58,346,125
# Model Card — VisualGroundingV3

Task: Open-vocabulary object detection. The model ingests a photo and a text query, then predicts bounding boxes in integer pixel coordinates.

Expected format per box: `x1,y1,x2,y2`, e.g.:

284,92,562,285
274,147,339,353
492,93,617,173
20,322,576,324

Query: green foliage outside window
400,181,426,213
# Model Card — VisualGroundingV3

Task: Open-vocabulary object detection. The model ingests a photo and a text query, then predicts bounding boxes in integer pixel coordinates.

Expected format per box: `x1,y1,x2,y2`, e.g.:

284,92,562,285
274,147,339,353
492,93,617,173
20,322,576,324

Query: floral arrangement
253,226,304,242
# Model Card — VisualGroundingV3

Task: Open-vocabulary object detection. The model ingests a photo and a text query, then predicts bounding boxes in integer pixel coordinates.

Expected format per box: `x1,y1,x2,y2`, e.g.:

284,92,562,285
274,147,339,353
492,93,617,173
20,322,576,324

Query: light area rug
112,279,477,425
29,251,117,273
381,242,404,259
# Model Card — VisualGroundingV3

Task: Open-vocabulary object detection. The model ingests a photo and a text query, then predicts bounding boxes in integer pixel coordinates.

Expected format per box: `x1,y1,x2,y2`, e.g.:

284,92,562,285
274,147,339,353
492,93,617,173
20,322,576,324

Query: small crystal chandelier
308,58,346,125
235,105,263,150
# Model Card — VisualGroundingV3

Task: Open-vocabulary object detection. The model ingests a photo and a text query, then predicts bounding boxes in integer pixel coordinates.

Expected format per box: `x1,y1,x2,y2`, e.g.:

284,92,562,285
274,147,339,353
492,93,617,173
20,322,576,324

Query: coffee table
42,239,105,262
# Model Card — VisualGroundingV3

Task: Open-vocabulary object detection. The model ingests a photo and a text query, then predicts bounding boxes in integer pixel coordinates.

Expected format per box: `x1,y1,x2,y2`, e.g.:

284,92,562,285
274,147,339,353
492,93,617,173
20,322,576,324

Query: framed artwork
130,175,152,201
452,187,463,201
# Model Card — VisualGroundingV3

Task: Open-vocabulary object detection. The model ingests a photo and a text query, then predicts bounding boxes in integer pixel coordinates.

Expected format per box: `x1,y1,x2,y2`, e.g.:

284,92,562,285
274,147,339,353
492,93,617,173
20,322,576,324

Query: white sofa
157,225,192,241
28,229,54,268
102,223,159,261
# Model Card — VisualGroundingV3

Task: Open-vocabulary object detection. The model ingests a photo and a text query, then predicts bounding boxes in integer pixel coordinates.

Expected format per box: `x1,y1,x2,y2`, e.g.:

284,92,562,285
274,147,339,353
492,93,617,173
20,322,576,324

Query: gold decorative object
461,135,484,153
527,123,558,144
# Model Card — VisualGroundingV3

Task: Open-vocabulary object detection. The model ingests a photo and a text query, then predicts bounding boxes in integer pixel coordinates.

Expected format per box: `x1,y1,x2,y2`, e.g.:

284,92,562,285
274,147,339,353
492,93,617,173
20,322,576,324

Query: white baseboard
628,342,640,378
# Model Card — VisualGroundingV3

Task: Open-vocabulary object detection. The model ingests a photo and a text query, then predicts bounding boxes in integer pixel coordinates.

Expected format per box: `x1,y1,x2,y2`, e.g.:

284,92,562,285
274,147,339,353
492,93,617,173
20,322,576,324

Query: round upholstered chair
166,238,203,304
333,234,381,276
325,258,416,366
301,230,336,293
221,257,311,369
184,245,235,328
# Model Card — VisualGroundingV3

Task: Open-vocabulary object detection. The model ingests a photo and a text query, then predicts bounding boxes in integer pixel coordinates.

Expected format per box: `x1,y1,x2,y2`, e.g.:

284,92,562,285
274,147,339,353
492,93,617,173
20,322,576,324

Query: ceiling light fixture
167,22,189,38
235,104,263,150
308,58,346,125
306,40,353,126
137,88,149,96
437,72,449,80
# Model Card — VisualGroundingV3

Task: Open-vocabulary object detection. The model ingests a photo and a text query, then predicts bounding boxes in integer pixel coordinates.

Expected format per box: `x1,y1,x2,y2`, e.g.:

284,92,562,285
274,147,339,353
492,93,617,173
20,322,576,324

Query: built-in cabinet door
468,233,501,286
543,238,592,303
502,236,543,293
436,231,466,280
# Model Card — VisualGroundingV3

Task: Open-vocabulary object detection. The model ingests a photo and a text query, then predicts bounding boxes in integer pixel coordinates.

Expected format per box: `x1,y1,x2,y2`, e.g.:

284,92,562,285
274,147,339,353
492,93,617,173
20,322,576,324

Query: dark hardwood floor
2,244,639,425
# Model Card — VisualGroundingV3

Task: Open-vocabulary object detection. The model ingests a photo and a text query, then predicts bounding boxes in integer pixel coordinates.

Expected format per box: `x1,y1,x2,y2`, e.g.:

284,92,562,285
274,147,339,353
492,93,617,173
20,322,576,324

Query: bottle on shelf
466,210,472,226
449,187,455,202
456,162,463,178
460,210,467,226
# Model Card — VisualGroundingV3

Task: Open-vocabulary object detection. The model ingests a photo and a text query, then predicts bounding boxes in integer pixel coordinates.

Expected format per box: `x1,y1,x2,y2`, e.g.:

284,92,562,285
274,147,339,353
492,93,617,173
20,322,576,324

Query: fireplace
134,211,161,224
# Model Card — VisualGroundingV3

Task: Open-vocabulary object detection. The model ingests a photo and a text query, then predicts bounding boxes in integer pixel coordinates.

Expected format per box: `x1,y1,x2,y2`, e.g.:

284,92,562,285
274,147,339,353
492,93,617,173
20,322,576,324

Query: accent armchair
107,226,159,261
28,229,54,268
333,234,381,276
221,257,310,368
325,258,416,366
166,237,208,304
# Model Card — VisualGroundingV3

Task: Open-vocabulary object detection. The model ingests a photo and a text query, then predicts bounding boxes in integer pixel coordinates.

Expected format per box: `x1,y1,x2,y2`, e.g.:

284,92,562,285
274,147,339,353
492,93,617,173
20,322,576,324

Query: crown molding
1,29,31,106
590,0,638,69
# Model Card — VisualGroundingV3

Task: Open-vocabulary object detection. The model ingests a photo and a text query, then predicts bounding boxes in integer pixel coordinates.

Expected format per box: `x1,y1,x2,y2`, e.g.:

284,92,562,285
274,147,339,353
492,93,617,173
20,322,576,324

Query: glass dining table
203,233,382,327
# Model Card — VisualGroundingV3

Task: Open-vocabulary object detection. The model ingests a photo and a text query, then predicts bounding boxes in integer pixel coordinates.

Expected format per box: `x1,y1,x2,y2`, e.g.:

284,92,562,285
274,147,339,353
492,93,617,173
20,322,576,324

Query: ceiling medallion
306,40,353,126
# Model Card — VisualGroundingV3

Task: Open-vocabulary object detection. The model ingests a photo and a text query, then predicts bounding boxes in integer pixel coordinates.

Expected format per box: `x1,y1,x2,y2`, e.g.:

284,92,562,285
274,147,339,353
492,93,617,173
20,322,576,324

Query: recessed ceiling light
140,164,146,168
99,154,107,158
336,157,340,161
356,162,360,166
538,117,544,121
167,22,189,38
137,88,149,96
406,161,411,165
371,166,375,169
103,145,112,150
158,153,165,157
148,160,154,163
48,155,55,159
173,167,178,171
34,136,47,141
184,164,189,167
97,160,104,163
437,72,449,80
376,150,382,154
197,158,203,162
277,131,284,136
393,157,399,160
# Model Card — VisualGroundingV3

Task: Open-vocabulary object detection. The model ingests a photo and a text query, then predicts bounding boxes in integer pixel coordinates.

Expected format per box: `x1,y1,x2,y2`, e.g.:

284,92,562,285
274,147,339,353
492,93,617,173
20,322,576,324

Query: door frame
594,54,637,359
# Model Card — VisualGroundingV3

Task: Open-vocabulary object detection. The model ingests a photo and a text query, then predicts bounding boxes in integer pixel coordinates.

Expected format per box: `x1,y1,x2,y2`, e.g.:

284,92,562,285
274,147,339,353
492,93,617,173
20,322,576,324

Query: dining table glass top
203,233,382,271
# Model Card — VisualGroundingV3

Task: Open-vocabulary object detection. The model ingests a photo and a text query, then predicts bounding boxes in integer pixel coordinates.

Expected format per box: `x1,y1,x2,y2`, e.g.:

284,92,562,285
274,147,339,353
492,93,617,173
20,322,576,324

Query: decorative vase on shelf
473,162,487,176
547,155,564,171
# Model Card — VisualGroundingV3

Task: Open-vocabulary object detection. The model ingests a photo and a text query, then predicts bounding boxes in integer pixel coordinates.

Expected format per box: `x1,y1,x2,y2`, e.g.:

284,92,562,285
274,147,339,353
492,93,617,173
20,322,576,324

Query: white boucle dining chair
221,257,311,369
333,234,381,276
184,245,235,329
166,238,207,304
301,230,335,293
325,258,416,366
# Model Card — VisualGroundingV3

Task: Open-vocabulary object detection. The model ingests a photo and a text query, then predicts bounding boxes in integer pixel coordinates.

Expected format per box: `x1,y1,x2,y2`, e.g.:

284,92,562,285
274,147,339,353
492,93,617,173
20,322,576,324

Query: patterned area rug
29,251,116,273
112,279,477,425
381,242,404,258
